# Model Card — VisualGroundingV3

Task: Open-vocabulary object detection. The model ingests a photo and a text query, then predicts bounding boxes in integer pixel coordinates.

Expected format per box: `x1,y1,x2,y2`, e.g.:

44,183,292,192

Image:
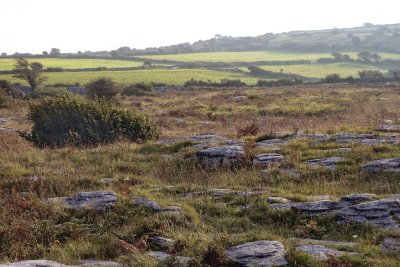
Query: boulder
380,237,400,251
361,158,400,173
305,157,345,170
338,198,400,229
253,153,285,168
196,145,245,167
226,240,287,266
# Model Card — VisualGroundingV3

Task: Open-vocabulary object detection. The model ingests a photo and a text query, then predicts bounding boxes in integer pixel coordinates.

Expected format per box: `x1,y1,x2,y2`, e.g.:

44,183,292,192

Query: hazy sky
1,0,399,54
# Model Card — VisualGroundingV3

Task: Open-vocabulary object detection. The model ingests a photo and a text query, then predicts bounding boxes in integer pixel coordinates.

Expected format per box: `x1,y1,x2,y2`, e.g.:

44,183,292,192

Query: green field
140,51,400,63
0,68,259,86
0,58,144,71
243,63,389,78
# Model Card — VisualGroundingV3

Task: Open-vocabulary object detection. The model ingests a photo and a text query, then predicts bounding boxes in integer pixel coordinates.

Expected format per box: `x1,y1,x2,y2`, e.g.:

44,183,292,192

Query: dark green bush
19,97,159,148
122,82,154,96
85,78,118,100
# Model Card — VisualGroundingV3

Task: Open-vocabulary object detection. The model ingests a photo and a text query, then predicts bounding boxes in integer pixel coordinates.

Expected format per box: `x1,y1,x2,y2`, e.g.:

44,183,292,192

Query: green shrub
122,83,154,96
85,78,118,100
19,97,159,148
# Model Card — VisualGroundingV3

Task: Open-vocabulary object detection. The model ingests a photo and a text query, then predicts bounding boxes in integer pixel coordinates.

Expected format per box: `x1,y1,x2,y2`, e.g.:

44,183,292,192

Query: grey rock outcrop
361,158,400,173
253,153,285,168
380,237,400,251
149,236,175,249
226,240,287,266
197,145,245,167
65,191,118,211
338,198,400,229
305,157,345,170
44,191,118,211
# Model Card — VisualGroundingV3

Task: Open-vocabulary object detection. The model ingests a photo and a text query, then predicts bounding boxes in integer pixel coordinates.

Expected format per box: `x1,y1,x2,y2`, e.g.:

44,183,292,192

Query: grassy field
1,86,400,266
140,51,400,63
242,63,390,78
0,68,259,86
0,58,144,71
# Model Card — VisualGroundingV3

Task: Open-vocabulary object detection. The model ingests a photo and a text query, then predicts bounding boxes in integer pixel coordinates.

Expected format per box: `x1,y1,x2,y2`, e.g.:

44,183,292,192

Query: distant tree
142,61,152,68
357,51,373,62
371,53,381,62
85,78,118,100
352,36,362,45
1,53,7,57
13,58,47,92
42,51,48,56
331,52,343,61
358,70,384,79
363,22,374,27
50,48,61,57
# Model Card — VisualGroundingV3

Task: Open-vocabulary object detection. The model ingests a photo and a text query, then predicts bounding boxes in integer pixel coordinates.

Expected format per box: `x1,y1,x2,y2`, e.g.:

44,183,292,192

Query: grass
1,86,400,266
0,58,145,71
0,68,259,86
140,51,400,63
245,63,389,78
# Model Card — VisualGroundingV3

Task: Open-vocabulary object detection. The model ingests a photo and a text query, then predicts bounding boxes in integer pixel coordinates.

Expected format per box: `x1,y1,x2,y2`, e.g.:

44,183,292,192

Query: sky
1,0,399,54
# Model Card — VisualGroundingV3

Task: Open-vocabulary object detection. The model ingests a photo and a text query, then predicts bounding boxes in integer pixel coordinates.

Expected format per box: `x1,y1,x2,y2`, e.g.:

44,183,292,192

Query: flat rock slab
377,124,400,132
65,191,117,211
296,243,358,260
338,198,400,229
226,240,287,266
339,194,376,204
380,237,400,251
0,260,120,267
305,157,345,170
271,194,375,216
45,191,117,211
361,158,400,173
197,145,245,167
253,153,285,168
133,197,182,214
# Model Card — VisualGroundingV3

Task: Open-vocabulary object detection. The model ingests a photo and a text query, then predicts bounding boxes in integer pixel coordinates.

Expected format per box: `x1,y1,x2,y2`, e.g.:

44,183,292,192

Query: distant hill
129,23,400,55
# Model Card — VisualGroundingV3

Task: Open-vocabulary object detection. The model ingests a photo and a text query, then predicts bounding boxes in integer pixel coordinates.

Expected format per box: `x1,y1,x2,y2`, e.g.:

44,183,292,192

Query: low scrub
19,97,159,148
